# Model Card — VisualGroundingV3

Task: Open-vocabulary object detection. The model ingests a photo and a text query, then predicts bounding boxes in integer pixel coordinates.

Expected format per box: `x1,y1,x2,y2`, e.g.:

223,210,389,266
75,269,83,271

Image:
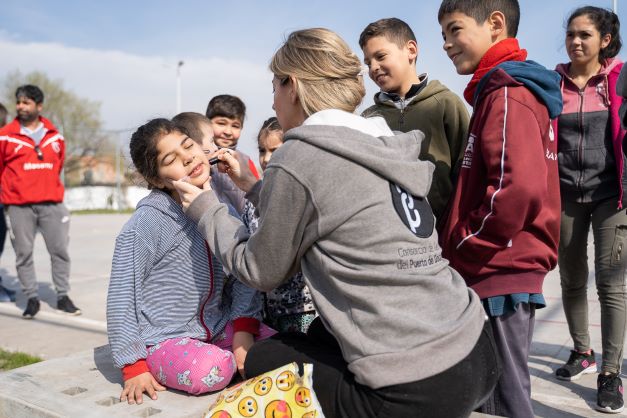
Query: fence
64,185,149,211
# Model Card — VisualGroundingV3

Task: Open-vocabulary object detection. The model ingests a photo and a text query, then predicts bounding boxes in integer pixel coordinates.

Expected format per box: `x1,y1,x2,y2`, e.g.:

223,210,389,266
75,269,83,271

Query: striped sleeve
106,228,152,369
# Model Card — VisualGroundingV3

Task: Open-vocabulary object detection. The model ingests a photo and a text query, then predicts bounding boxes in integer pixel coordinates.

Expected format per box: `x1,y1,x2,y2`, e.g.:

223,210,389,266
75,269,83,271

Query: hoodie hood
137,189,186,223
555,57,621,80
287,109,433,197
476,60,563,118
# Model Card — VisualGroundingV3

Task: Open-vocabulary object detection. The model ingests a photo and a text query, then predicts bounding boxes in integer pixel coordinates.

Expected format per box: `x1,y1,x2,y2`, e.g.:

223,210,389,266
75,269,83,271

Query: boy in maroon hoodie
438,1,562,417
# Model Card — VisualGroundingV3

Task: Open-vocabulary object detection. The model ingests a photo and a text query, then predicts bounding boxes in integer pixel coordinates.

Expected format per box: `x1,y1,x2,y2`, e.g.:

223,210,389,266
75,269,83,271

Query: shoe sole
22,314,36,320
556,364,598,381
56,309,82,316
594,404,624,414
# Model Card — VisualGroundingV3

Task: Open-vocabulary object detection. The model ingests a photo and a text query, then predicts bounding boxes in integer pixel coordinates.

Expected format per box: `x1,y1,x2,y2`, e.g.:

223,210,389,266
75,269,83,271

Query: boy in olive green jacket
360,17,469,219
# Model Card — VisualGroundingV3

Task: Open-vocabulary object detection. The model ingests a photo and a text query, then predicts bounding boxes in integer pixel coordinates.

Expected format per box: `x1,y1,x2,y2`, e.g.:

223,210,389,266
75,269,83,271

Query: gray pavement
0,213,624,417
0,214,123,358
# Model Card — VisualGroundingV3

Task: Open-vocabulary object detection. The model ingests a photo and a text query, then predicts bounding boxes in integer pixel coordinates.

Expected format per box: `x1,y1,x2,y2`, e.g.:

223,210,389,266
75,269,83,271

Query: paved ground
0,213,624,417
0,214,122,358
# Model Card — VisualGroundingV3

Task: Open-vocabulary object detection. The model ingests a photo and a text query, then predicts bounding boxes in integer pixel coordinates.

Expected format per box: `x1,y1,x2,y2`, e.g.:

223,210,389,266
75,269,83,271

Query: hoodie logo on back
389,183,434,238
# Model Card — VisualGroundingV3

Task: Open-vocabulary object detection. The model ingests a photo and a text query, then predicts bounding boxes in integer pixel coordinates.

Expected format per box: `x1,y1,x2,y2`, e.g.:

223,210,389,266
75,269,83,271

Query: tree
2,70,114,183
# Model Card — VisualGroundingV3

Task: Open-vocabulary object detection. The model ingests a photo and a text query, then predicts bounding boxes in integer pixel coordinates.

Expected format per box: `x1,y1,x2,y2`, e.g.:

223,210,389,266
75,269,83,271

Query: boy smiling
360,18,469,220
438,1,562,417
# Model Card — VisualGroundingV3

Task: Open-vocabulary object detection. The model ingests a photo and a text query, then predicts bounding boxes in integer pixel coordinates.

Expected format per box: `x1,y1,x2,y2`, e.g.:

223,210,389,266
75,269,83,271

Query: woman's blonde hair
270,28,365,116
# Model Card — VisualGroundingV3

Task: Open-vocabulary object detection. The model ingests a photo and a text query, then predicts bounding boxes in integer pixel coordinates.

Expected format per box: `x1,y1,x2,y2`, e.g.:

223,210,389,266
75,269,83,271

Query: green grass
0,349,42,371
70,208,135,215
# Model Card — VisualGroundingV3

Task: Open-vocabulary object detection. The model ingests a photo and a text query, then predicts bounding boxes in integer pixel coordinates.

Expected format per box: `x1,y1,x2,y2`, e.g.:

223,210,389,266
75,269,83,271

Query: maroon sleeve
451,91,548,257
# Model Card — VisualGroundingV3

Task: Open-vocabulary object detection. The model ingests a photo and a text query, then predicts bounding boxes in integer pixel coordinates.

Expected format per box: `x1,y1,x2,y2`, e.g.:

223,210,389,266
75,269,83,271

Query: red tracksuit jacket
0,116,65,205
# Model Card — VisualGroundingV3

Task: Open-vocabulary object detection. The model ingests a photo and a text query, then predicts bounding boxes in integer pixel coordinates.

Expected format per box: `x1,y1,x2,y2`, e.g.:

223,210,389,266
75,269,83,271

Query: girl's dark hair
256,117,283,143
129,118,187,188
567,6,622,61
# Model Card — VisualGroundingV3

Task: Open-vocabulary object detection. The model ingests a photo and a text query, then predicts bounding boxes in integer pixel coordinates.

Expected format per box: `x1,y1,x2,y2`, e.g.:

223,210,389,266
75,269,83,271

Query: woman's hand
216,149,258,193
120,372,166,405
232,331,255,379
172,178,212,210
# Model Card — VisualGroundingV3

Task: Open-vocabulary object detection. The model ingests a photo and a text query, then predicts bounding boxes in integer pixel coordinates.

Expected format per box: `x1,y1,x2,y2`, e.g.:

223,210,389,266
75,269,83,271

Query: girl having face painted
107,118,274,405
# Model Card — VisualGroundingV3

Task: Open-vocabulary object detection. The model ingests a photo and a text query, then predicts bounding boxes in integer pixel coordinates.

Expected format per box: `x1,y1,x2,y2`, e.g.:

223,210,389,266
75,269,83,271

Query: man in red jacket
0,85,80,319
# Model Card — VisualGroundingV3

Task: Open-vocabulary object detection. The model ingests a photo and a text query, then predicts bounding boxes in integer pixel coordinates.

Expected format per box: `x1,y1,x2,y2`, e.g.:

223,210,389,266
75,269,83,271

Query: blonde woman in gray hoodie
174,28,498,418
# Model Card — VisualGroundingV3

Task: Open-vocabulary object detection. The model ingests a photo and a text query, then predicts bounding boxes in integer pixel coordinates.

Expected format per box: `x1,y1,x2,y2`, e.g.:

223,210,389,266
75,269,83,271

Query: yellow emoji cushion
204,362,324,418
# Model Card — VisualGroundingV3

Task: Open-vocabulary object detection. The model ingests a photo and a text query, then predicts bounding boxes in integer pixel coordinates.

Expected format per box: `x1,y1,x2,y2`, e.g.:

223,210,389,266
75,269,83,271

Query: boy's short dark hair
15,85,44,104
358,18,417,50
172,112,211,144
205,95,246,123
438,0,520,38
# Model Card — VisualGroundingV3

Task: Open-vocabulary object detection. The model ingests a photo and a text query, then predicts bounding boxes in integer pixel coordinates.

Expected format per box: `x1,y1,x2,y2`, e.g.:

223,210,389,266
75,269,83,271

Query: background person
0,85,79,318
172,112,247,215
0,103,13,303
552,6,626,414
360,17,470,220
205,94,260,179
249,116,317,334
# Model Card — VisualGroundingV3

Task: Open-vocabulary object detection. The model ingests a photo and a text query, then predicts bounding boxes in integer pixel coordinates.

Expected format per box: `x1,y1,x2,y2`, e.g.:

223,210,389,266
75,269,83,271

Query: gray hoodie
187,110,485,389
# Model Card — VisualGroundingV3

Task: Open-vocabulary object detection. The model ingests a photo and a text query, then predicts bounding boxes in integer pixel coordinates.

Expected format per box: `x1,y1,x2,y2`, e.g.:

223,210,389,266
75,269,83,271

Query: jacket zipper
398,98,406,130
199,241,214,342
576,89,585,201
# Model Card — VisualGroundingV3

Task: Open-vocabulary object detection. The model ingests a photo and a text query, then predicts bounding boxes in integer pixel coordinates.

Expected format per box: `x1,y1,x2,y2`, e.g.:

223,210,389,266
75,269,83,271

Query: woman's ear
601,33,612,51
289,76,299,105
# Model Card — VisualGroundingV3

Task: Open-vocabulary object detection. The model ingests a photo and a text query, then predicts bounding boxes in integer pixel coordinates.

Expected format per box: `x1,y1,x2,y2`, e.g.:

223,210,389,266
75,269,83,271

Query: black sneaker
57,295,81,316
22,297,40,319
555,349,597,381
596,373,624,413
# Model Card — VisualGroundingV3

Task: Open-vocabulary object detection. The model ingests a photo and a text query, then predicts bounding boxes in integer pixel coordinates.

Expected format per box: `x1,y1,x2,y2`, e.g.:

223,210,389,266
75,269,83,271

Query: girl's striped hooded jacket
106,189,262,369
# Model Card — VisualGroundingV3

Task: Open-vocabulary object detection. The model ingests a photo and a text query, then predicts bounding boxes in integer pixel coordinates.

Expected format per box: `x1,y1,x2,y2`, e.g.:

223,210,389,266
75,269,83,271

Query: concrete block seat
0,345,219,418
0,344,495,418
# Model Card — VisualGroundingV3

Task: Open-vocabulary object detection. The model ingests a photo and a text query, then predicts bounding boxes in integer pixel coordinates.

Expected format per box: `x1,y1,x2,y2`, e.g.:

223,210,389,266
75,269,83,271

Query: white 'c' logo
396,185,421,233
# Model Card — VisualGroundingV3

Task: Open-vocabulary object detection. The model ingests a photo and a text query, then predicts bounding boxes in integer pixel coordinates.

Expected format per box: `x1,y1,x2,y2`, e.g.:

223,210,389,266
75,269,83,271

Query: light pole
114,132,121,210
176,60,184,114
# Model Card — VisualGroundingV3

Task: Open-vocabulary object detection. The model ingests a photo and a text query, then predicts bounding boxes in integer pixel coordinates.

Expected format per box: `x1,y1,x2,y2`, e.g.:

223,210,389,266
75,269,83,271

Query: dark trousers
245,317,500,418
479,304,536,418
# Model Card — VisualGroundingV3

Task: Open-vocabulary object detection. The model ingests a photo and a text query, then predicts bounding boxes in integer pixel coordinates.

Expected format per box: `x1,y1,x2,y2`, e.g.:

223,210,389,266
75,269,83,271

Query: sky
0,0,625,162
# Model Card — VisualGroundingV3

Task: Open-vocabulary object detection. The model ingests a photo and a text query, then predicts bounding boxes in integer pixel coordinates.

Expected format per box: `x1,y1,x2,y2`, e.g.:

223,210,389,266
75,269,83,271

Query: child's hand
172,178,212,210
216,149,258,193
232,331,255,379
120,371,166,405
